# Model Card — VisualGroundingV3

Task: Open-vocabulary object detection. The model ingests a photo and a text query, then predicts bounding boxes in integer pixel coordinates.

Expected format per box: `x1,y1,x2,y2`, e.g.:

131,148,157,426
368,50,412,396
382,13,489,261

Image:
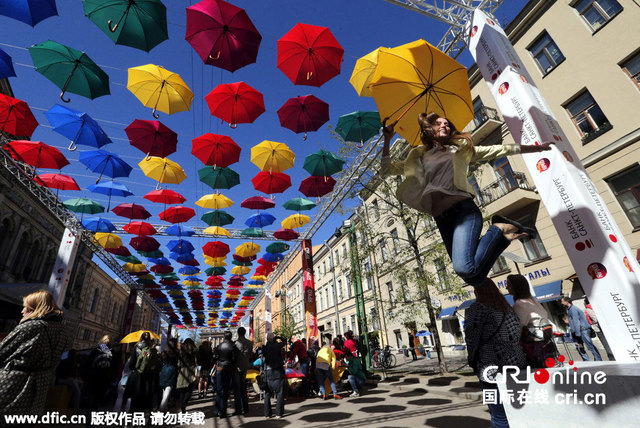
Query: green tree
274,308,302,342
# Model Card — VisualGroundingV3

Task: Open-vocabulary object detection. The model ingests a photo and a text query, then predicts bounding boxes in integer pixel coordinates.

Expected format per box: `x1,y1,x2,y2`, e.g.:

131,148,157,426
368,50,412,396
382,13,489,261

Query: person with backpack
135,341,162,410
86,335,114,407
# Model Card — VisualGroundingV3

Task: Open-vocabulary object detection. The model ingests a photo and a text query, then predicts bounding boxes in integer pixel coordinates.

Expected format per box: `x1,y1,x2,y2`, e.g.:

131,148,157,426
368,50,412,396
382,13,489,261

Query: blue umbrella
0,0,58,26
245,212,276,228
87,181,133,210
248,280,264,285
170,252,195,263
45,104,112,151
165,224,195,237
82,216,115,232
0,48,16,79
167,239,195,254
262,253,284,262
179,266,200,275
183,276,202,282
148,257,171,266
79,150,132,183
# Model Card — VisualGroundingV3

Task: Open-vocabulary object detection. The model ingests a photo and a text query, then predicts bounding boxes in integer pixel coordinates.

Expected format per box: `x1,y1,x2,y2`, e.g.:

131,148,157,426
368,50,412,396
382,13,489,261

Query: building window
468,175,486,206
390,229,400,254
472,97,488,127
317,289,323,312
394,330,403,348
337,278,343,302
387,281,395,307
573,0,622,31
346,274,353,298
371,200,380,220
83,329,91,341
606,164,640,228
350,314,357,334
435,259,447,291
565,90,611,143
363,262,374,290
528,32,565,74
517,215,548,261
89,289,99,313
379,239,389,262
334,250,340,266
341,243,347,258
490,254,510,275
621,51,640,90
342,317,348,335
491,157,518,192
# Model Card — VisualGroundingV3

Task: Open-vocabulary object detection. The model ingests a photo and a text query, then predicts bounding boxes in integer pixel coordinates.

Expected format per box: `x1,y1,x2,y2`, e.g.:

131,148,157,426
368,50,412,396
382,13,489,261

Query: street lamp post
325,240,342,338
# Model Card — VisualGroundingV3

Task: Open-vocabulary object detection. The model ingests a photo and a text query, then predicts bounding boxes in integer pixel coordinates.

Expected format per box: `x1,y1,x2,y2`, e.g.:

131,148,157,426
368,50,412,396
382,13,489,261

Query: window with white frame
606,164,640,229
390,228,400,254
380,238,389,261
346,274,353,298
364,261,373,290
350,314,357,334
573,0,622,31
435,259,447,291
490,254,510,275
565,90,610,142
528,32,565,74
341,243,347,258
337,278,343,302
334,250,340,265
317,289,323,312
387,281,395,307
517,214,549,261
371,199,380,220
621,51,640,90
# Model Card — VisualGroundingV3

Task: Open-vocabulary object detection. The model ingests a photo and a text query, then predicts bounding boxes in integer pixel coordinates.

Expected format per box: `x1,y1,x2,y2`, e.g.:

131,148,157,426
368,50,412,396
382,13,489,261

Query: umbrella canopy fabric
203,241,230,258
119,329,160,344
231,266,251,275
205,81,264,127
0,0,58,26
123,221,157,236
127,64,194,118
151,264,173,274
282,197,316,211
87,181,133,198
277,94,329,139
250,140,295,173
105,246,131,256
303,150,345,177
123,263,148,274
82,217,115,233
167,239,195,254
0,94,38,137
299,175,336,197
251,171,291,195
126,119,178,158
201,210,234,226
198,166,240,190
240,196,275,210
149,256,171,265
245,212,275,228
336,110,381,144
165,224,195,236
80,150,133,181
160,206,196,223
234,254,256,263
185,0,262,72
3,140,68,169
82,0,168,52
64,197,104,214
118,255,141,264
139,156,187,185
144,189,185,204
240,227,263,238
196,193,234,210
266,242,290,254
179,266,200,275
232,260,252,267
369,39,474,147
45,104,113,150
281,214,309,229
277,23,344,87
273,228,299,241
0,47,16,79
94,232,122,249
349,47,381,97
235,242,260,257
34,173,79,190
112,203,151,220
130,236,160,252
203,226,230,236
262,252,284,262
191,133,241,167
29,40,110,102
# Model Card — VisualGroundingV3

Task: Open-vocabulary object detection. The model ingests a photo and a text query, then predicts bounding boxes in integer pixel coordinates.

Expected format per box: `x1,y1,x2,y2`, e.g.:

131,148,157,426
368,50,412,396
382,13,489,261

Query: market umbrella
139,156,187,188
251,171,291,196
130,236,160,252
82,216,115,233
281,214,309,229
33,173,80,193
198,166,240,190
160,206,196,223
250,140,295,173
349,47,382,97
277,94,329,140
235,242,260,257
29,40,110,102
127,64,194,118
45,104,113,151
144,189,185,205
80,150,132,183
231,266,251,275
240,228,263,238
266,242,290,254
185,0,262,72
240,196,275,210
277,23,344,87
0,94,38,137
64,197,104,220
336,111,381,146
203,241,230,258
201,209,234,226
203,226,230,236
120,329,160,344
273,228,299,241
303,150,345,177
282,197,316,212
82,0,168,52
125,119,178,158
0,48,16,79
0,0,57,26
299,176,336,198
245,212,275,228
196,193,234,210
123,221,157,236
205,81,264,127
165,224,195,236
191,133,241,167
368,39,474,147
3,140,68,169
112,202,151,220
94,232,122,249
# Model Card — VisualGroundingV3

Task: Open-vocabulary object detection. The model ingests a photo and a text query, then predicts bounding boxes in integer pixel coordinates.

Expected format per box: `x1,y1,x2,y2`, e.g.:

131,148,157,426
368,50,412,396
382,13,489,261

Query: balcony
470,106,503,142
477,172,536,208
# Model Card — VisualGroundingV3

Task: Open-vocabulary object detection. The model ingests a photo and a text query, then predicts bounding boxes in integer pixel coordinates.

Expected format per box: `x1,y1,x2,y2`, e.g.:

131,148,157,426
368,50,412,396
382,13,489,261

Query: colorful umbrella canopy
201,209,234,226
0,48,16,79
144,189,185,205
3,140,69,169
0,94,38,137
203,241,230,258
118,255,142,264
266,242,290,254
205,267,226,276
285,368,306,379
277,23,344,87
80,150,132,182
262,252,284,262
29,40,110,102
198,166,240,190
196,193,234,210
119,330,160,344
105,246,131,256
240,196,275,210
123,221,157,236
205,81,264,127
112,203,151,220
282,197,316,211
150,257,171,266
45,104,113,151
299,175,336,197
203,255,226,266
369,39,474,147
349,47,381,97
303,150,345,177
232,259,252,267
33,173,79,191
139,156,187,186
251,171,291,195
151,264,173,274
245,212,275,228
240,227,263,238
281,213,309,229
277,94,329,140
336,111,381,145
130,236,160,252
82,217,115,233
235,242,260,257
82,0,168,52
123,263,148,274
95,232,122,249
231,266,251,275
127,64,194,118
185,0,262,72
203,226,230,236
160,206,196,223
250,140,295,173
64,197,105,214
179,266,200,275
191,133,241,167
0,0,58,26
233,254,256,262
139,249,163,258
167,239,195,254
165,224,195,236
88,181,133,198
126,119,178,158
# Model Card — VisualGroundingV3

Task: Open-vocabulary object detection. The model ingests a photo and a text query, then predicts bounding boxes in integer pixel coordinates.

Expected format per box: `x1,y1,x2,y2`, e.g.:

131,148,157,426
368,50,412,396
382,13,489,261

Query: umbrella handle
108,19,119,32
152,109,160,119
306,71,313,81
208,51,221,61
303,132,308,141
357,140,364,149
270,194,276,200
68,140,77,152
229,123,237,129
60,91,71,103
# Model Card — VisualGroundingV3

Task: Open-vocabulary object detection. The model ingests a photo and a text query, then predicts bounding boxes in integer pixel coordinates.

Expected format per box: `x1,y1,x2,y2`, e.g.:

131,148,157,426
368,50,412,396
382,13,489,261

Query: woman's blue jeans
435,199,510,287
480,381,510,428
316,368,337,396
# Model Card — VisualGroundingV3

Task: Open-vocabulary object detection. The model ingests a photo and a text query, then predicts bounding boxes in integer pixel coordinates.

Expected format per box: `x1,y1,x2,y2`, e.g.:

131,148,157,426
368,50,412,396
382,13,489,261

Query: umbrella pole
60,63,80,103
69,120,86,152
108,5,131,32
152,82,166,119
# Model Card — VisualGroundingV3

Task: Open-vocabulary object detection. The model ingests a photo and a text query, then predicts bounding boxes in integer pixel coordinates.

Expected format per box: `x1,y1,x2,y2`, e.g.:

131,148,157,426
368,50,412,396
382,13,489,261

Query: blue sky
1,0,526,327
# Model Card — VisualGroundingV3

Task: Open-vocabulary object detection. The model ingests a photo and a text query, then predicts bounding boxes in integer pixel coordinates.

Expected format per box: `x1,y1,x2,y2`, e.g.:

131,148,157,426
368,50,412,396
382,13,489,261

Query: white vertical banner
264,289,272,335
48,228,80,307
468,9,640,361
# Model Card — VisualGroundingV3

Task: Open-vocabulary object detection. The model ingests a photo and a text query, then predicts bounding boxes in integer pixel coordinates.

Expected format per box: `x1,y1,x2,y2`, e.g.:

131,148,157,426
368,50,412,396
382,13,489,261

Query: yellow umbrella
203,226,231,236
235,242,260,257
204,256,227,267
231,266,251,275
182,280,200,287
127,64,194,118
123,263,147,273
250,140,295,172
369,39,474,147
95,232,122,249
196,193,234,209
350,47,384,97
246,369,259,381
119,329,161,344
282,213,310,229
251,275,267,281
138,274,155,280
139,156,187,189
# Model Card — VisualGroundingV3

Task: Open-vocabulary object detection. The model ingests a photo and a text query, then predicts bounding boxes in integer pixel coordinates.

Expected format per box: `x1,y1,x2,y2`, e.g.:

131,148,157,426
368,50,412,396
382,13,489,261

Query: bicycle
372,345,396,370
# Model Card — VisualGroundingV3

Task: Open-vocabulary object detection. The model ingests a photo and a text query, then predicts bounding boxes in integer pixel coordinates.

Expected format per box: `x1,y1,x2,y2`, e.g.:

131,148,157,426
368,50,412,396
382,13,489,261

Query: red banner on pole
302,239,319,345
249,310,254,341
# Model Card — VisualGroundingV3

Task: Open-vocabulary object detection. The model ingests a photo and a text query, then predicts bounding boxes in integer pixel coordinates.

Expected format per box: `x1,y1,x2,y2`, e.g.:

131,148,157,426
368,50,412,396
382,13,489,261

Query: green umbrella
282,197,316,211
158,272,179,280
201,210,234,226
206,266,227,276
82,0,168,52
136,278,156,285
241,227,264,238
63,198,104,221
266,242,290,254
336,111,381,145
116,255,142,263
198,166,240,190
232,260,253,267
28,40,110,103
303,150,345,177
139,249,163,258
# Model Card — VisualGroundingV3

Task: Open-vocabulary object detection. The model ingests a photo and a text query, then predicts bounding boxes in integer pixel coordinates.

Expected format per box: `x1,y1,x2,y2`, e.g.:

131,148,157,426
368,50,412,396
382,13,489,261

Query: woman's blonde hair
22,289,63,322
418,112,473,149
99,334,111,345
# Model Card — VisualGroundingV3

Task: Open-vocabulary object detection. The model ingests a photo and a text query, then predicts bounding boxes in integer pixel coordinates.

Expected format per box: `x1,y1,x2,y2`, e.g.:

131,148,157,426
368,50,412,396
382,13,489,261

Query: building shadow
390,388,428,398
424,415,489,427
407,398,452,406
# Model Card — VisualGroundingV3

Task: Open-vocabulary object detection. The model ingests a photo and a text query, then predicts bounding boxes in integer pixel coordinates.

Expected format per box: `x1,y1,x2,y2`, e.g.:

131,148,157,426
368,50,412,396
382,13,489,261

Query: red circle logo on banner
587,262,607,279
498,82,509,95
470,25,478,37
536,158,550,172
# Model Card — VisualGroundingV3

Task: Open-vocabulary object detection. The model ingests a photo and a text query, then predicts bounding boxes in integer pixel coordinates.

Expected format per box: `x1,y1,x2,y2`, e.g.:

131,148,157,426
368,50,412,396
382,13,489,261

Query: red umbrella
277,95,329,140
191,133,241,167
257,258,277,268
180,258,200,266
0,94,38,137
160,279,178,286
299,176,336,197
232,253,256,262
123,221,157,236
125,119,178,158
3,140,69,169
205,82,265,127
285,368,305,379
255,265,272,276
203,240,230,257
112,203,151,220
160,206,196,223
130,236,160,252
151,264,174,274
240,196,275,210
185,0,262,72
277,23,344,87
144,189,186,205
251,171,291,195
33,173,80,191
105,246,131,256
273,228,299,241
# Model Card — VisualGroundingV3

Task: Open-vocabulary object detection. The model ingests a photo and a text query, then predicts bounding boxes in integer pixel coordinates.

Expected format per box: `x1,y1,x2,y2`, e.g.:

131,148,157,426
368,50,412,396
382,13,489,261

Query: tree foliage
274,308,303,342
